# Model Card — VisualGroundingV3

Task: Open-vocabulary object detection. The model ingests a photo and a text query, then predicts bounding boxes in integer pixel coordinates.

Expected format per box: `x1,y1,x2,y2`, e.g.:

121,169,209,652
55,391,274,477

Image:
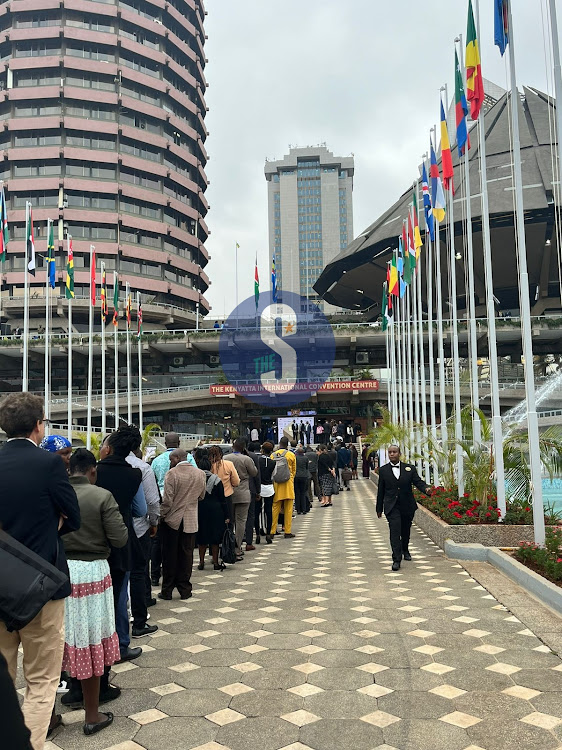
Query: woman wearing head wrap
40,435,73,471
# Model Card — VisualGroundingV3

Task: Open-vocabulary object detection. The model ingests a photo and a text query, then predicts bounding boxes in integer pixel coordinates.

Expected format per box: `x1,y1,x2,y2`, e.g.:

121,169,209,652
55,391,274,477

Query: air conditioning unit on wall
355,352,369,365
210,355,220,365
172,356,184,366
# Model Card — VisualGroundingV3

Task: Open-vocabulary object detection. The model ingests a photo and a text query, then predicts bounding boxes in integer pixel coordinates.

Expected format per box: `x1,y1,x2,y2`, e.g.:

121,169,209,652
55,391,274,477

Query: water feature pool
542,477,562,512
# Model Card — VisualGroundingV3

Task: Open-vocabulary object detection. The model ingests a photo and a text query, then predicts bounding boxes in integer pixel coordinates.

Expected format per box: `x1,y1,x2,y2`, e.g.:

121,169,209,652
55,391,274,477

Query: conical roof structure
314,87,561,317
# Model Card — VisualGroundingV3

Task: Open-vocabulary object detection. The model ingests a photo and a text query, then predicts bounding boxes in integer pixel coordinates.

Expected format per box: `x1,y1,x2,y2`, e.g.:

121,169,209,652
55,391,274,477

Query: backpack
272,450,291,483
221,527,237,565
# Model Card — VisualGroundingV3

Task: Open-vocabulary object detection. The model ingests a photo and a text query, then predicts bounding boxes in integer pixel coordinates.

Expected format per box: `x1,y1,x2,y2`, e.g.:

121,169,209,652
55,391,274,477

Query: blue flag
494,0,508,56
397,238,406,298
421,163,435,242
271,252,277,303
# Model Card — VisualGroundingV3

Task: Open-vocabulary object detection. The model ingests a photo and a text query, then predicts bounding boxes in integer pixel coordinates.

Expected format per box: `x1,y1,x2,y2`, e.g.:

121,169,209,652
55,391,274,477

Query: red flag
90,246,96,307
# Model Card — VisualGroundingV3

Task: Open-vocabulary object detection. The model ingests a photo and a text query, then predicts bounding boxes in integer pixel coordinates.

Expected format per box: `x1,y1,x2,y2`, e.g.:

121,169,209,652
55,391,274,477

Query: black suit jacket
376,461,429,516
0,439,80,599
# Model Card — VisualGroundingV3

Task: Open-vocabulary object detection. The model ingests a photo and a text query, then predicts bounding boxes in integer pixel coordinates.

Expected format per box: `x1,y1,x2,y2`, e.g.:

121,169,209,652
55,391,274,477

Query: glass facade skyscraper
265,146,354,311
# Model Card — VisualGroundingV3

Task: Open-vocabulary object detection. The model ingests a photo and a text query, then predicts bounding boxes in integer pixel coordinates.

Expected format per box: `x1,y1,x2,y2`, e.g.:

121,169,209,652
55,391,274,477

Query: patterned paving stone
48,481,562,750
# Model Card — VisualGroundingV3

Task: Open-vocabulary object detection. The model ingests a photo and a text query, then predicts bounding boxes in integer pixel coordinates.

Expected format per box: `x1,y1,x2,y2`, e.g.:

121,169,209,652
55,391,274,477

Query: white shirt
390,462,401,479
127,452,161,537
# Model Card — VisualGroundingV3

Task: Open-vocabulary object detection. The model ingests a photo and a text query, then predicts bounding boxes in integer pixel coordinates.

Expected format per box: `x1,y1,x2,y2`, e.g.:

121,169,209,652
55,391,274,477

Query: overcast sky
203,0,554,318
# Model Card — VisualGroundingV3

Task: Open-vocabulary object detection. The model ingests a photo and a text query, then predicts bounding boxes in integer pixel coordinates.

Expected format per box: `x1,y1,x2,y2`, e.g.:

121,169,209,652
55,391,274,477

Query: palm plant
141,422,162,454
503,424,562,502
74,431,104,460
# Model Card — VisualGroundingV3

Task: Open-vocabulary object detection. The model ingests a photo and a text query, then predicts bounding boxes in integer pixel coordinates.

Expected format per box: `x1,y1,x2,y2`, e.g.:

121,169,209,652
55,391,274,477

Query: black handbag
220,526,237,565
341,468,353,482
0,529,68,632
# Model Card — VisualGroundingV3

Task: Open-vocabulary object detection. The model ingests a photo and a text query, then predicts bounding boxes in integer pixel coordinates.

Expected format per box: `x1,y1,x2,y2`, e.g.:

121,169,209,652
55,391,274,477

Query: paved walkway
46,478,562,750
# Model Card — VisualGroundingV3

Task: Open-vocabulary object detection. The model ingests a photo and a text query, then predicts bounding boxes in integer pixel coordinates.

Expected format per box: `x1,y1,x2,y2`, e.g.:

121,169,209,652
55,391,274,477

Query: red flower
486,512,491,517
525,507,531,512
453,512,462,518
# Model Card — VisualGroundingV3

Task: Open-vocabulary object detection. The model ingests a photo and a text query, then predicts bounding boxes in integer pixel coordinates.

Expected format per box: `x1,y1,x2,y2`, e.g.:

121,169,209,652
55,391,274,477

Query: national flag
382,282,393,332
455,50,471,156
65,237,75,299
407,211,417,274
494,0,509,56
412,191,423,256
401,224,412,286
126,288,131,329
0,185,8,262
89,245,96,306
26,202,35,276
112,272,119,326
389,252,399,297
100,262,107,322
430,143,446,223
421,163,435,241
271,252,277,303
440,101,454,192
386,263,393,312
137,293,143,339
397,236,407,297
46,220,55,289
466,0,485,119
254,255,259,310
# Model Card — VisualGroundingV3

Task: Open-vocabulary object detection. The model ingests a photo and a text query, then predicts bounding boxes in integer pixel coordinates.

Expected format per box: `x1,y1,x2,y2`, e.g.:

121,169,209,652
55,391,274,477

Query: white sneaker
57,679,69,694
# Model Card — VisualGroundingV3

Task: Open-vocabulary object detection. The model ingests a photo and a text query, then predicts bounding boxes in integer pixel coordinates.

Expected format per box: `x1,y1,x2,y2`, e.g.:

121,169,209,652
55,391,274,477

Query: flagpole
67,234,72,441
385,323,391,414
22,201,30,392
235,242,239,328
434,216,448,452
457,35,481,445
126,282,132,424
415,179,430,483
442,83,464,496
399,293,408,450
44,219,51,436
472,0,506,517
100,261,106,437
390,317,398,419
505,1,545,545
548,0,562,211
137,291,143,432
396,284,404,427
411,252,422,476
425,198,439,480
113,272,119,430
405,284,415,455
86,244,95,450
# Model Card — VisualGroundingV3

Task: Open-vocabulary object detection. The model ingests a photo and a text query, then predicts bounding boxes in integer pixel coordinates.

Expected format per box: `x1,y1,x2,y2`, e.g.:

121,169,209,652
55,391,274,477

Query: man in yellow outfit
270,436,297,538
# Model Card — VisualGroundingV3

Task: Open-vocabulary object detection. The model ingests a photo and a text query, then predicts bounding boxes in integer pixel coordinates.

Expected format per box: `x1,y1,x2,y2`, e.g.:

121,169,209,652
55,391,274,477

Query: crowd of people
0,392,364,749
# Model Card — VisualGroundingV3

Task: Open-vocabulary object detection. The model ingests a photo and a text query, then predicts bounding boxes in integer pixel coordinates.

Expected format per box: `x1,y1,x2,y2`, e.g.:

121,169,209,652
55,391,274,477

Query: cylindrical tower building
0,0,210,330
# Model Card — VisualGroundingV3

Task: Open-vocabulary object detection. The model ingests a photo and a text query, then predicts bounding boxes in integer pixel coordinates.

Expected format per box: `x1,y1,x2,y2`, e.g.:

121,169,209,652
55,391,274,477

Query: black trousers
150,527,162,582
294,477,310,514
244,498,256,545
386,506,415,563
262,496,273,535
160,521,195,598
130,529,151,628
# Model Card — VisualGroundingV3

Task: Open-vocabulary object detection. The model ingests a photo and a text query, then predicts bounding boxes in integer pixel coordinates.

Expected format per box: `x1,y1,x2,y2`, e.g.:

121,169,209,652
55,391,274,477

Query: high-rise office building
265,146,354,311
0,0,210,329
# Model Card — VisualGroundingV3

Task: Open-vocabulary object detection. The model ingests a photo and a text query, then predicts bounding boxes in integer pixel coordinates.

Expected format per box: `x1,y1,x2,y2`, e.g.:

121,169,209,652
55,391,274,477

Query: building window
13,162,59,177
15,71,60,87
67,192,117,210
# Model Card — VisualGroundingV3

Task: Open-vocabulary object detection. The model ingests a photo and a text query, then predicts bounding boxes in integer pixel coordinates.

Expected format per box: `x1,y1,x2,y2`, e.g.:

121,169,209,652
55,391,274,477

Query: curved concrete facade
0,0,210,327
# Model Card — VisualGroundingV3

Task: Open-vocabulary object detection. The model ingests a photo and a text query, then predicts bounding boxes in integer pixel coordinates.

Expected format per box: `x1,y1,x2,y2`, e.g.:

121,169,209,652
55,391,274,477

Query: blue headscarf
40,435,72,452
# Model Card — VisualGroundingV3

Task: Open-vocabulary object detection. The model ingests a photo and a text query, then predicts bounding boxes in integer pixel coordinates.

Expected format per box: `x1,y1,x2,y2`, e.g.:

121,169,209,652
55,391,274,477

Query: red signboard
210,380,379,396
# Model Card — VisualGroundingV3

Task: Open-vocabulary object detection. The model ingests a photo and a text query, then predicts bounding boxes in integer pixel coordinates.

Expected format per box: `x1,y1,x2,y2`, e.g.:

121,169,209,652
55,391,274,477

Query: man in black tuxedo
376,445,431,570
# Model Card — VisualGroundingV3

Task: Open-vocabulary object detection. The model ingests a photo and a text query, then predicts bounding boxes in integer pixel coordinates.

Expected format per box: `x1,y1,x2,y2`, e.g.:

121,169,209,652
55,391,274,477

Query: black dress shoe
83,712,114,736
158,592,172,600
146,597,157,607
151,578,160,586
117,647,142,663
99,685,121,704
391,561,400,571
403,552,412,561
132,623,158,638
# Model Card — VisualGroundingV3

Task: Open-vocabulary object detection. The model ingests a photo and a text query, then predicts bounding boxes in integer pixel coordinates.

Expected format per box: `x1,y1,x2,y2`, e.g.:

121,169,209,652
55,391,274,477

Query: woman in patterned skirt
317,444,336,507
62,449,128,736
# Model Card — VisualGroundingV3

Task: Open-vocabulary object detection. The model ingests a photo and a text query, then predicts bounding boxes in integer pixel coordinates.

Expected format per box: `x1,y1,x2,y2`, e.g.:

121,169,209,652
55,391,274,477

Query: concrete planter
413,502,536,549
443,541,562,616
